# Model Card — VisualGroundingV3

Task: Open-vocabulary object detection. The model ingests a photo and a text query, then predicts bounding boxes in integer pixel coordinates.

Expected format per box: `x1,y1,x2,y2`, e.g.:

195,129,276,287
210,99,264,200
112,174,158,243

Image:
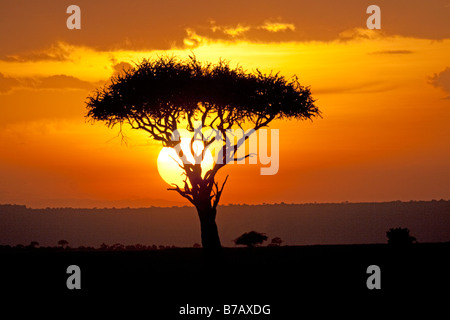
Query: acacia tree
234,231,268,248
86,56,319,253
386,227,417,245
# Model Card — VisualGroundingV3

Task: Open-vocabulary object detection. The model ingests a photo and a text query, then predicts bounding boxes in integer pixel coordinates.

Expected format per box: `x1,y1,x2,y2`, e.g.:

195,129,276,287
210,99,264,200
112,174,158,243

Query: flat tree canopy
234,231,268,247
86,56,318,146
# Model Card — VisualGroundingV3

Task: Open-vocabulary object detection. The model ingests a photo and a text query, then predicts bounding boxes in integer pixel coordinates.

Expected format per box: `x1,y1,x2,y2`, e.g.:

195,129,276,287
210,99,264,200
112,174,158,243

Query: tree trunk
196,203,222,254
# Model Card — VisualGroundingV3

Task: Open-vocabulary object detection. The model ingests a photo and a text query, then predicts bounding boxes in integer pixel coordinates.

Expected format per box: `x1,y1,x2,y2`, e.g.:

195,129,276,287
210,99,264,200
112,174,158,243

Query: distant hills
1,200,449,247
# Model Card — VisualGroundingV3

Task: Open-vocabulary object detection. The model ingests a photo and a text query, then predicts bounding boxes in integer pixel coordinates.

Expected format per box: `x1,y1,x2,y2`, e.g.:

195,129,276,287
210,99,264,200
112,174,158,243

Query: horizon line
1,198,449,210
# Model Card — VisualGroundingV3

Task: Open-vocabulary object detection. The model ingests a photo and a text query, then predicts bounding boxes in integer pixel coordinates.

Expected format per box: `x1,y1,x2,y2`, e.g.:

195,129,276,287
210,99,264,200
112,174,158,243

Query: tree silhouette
57,239,69,249
234,231,268,247
268,237,283,247
29,241,39,249
86,56,319,253
386,227,417,245
110,243,125,251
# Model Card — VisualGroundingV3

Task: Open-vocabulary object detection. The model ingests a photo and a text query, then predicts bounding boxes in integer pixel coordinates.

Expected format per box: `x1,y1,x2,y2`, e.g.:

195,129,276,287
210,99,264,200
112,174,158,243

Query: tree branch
233,153,256,161
167,184,195,205
212,175,228,210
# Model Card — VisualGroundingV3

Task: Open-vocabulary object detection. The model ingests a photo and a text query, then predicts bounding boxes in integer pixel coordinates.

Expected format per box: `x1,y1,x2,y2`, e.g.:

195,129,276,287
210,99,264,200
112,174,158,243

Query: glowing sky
0,0,449,207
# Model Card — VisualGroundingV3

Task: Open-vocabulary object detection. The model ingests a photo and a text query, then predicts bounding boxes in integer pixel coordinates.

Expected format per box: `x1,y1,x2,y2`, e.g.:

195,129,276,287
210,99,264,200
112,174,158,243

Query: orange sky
0,1,449,208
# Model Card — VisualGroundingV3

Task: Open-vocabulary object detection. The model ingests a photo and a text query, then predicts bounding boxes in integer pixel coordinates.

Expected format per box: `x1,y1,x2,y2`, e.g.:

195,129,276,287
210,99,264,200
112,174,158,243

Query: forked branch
168,184,194,205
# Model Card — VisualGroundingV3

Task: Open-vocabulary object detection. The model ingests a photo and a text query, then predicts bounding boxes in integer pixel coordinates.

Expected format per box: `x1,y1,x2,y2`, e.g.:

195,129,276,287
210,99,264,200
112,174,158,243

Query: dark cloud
0,0,448,59
112,62,134,76
37,75,94,90
1,43,73,62
0,73,21,93
313,81,396,95
369,50,414,55
0,73,95,93
429,67,450,98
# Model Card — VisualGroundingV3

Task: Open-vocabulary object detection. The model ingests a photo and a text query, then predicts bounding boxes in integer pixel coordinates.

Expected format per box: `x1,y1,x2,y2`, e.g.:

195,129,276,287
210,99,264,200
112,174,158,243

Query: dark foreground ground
1,243,449,317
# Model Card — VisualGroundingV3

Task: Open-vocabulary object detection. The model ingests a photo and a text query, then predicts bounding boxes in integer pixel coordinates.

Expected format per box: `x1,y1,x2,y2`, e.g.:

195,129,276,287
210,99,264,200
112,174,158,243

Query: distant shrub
110,243,125,251
234,231,268,248
268,237,283,247
386,227,417,245
57,239,69,249
28,241,40,249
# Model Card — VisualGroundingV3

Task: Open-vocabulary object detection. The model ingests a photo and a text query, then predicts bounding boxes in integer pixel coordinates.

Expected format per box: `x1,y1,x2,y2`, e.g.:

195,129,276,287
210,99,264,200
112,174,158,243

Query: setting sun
157,138,214,187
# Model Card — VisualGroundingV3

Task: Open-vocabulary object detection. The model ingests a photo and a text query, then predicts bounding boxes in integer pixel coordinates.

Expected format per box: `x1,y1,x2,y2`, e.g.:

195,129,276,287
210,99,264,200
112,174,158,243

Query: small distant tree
57,239,69,249
29,241,39,249
134,244,146,250
386,227,417,245
111,243,125,251
268,237,283,247
193,243,202,248
234,231,268,248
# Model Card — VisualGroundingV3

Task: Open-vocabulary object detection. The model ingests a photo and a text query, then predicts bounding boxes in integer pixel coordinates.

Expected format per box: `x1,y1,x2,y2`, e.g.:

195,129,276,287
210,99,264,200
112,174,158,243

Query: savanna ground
1,243,448,317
